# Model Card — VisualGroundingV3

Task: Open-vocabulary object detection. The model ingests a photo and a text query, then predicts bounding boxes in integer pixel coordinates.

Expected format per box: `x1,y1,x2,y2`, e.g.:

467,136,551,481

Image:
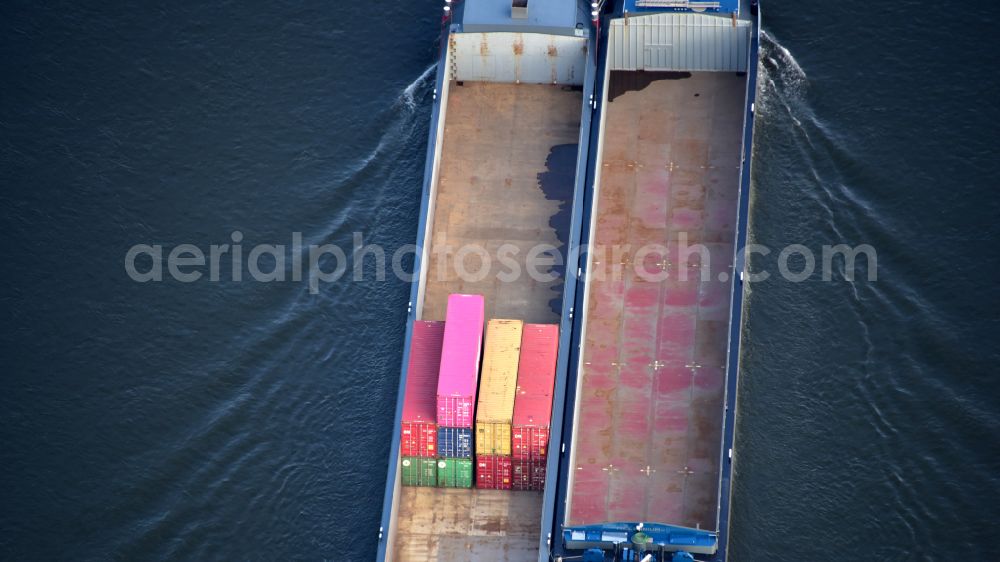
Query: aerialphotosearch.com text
124,231,878,294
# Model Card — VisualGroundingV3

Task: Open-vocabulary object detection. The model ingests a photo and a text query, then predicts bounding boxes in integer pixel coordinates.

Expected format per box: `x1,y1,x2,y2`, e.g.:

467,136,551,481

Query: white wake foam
399,63,437,111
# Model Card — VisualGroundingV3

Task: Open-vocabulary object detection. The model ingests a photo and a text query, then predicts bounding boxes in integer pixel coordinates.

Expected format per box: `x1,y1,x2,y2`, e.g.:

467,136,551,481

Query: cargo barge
377,0,759,560
553,0,760,560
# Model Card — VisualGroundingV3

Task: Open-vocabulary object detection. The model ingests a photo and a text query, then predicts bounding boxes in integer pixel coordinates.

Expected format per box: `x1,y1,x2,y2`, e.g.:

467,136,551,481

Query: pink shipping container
476,455,513,490
400,321,445,458
511,324,558,461
511,459,546,491
436,294,485,428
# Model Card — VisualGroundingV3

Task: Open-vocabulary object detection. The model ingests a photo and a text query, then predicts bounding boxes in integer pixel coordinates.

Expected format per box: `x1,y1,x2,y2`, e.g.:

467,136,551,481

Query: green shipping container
401,457,437,487
436,458,474,488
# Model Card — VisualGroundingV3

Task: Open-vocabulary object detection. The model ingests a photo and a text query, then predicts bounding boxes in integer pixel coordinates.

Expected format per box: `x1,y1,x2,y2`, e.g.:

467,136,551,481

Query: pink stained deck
567,71,747,530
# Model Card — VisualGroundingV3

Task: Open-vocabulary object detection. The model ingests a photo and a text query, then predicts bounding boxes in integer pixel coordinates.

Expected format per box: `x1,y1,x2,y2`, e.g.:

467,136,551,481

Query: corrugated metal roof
610,12,750,72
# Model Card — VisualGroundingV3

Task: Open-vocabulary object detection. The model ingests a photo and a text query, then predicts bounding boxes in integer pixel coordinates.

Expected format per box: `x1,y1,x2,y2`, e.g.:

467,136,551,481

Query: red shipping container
512,324,558,462
436,294,485,428
476,455,513,490
400,321,445,458
511,403,552,461
511,459,546,491
400,421,438,458
514,324,559,398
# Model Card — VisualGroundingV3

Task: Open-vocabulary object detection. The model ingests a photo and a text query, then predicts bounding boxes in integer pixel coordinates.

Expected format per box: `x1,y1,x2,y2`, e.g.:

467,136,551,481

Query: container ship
376,0,760,560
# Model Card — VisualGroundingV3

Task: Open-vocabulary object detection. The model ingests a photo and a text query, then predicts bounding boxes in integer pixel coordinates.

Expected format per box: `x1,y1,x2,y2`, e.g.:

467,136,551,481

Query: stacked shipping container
510,323,559,491
437,427,472,458
397,305,557,491
401,457,437,487
436,458,474,488
435,294,484,488
400,321,445,487
475,319,523,490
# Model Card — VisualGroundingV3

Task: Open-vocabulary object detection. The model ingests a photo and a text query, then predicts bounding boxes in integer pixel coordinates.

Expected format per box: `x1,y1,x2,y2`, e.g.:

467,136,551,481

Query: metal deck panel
420,82,581,324
567,71,746,531
394,488,543,562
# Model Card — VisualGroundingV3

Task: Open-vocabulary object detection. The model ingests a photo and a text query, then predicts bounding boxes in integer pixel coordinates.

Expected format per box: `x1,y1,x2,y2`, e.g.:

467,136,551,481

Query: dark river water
2,1,997,560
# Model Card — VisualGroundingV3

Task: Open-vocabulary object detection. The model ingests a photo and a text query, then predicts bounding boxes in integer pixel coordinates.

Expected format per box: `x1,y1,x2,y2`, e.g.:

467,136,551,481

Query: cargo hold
557,7,759,560
376,0,595,557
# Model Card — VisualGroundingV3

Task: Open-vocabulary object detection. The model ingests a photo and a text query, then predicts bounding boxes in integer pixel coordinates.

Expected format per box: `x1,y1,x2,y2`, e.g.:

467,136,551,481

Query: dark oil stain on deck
608,70,691,102
537,143,577,317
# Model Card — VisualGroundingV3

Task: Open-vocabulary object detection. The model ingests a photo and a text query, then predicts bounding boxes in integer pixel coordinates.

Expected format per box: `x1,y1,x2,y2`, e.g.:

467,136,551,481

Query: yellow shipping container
476,421,512,456
475,319,523,456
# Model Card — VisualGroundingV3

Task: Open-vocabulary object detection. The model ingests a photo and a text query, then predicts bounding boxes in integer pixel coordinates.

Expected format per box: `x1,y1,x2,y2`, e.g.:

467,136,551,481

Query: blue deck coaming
535,25,600,562
713,6,760,562
374,1,599,559
547,2,761,560
547,8,610,558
